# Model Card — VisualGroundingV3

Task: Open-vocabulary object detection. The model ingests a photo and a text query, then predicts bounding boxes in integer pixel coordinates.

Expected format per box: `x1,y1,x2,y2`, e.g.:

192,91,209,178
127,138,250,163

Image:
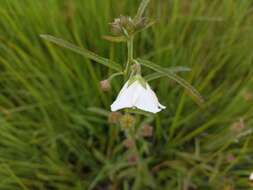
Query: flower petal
250,172,253,180
111,81,137,111
147,84,166,109
110,79,166,113
133,84,164,113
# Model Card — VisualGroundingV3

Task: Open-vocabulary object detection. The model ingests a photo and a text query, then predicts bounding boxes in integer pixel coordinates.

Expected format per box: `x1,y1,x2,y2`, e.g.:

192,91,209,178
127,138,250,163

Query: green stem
125,36,134,79
108,71,124,81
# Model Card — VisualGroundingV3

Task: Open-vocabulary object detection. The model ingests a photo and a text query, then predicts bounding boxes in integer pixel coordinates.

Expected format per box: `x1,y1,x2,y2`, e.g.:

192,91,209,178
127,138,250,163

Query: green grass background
0,0,253,189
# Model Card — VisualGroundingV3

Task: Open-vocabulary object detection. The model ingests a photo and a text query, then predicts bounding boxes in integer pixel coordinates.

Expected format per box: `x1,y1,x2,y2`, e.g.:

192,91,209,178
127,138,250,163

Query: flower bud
131,63,141,74
108,112,122,124
242,91,252,101
226,154,235,162
120,114,135,130
119,15,135,33
110,18,122,35
231,118,245,133
100,79,111,92
110,15,135,36
127,154,138,165
123,138,135,149
134,17,149,30
140,124,153,137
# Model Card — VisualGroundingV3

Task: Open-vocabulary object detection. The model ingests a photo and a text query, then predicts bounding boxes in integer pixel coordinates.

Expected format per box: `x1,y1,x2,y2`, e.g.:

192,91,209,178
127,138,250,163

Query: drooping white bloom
111,76,165,113
249,172,253,181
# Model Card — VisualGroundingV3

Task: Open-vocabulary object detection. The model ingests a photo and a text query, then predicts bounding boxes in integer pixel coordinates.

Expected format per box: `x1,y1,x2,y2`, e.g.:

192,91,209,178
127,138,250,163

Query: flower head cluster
110,15,151,36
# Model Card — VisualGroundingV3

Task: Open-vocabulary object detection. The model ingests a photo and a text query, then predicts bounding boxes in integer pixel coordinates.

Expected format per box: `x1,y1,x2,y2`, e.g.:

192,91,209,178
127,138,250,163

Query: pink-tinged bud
127,154,138,165
110,15,136,36
110,18,122,35
231,118,245,133
120,114,135,130
100,80,111,92
131,63,141,74
140,124,153,137
226,154,236,162
134,17,149,30
123,138,135,149
108,112,122,124
242,91,252,101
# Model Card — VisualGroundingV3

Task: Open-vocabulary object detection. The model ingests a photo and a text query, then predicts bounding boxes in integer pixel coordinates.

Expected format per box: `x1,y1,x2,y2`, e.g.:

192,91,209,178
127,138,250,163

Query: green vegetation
0,0,253,189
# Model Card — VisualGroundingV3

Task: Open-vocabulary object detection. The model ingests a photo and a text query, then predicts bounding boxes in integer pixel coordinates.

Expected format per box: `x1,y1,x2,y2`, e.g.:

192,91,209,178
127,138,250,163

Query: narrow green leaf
102,35,127,43
40,34,122,71
145,66,191,81
144,72,170,82
138,59,204,106
87,107,110,117
134,0,150,20
134,20,156,35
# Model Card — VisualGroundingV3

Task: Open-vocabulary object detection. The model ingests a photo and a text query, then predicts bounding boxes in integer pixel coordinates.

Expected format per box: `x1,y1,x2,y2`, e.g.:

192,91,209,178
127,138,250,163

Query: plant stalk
125,35,134,79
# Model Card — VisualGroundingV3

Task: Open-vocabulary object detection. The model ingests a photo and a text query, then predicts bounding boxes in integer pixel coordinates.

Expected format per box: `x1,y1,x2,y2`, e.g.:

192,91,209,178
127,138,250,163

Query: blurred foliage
0,0,253,189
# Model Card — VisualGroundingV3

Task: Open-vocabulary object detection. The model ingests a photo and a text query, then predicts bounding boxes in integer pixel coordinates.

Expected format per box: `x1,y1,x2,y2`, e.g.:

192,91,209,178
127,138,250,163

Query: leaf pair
40,35,204,106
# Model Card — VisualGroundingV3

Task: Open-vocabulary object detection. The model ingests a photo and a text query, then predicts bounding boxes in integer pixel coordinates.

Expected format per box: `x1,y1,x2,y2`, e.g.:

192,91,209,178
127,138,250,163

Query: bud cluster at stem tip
110,15,150,36
120,114,135,130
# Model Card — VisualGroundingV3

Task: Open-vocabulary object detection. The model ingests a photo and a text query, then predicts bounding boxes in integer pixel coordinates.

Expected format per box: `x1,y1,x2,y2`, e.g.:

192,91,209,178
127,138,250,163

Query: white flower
111,76,165,113
250,172,253,181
